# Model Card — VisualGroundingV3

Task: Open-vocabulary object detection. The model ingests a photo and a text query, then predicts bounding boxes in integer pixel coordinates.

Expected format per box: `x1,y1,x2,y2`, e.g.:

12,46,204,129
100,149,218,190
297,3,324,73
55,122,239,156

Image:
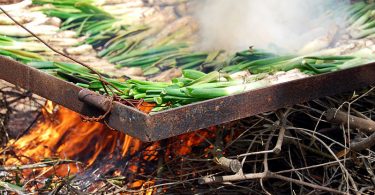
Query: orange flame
173,127,216,156
5,101,142,176
3,100,215,193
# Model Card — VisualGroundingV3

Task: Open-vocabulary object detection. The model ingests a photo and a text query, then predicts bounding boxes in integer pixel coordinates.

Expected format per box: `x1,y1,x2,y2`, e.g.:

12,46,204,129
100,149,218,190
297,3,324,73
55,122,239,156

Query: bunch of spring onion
32,0,221,75
0,48,44,63
299,55,373,74
28,61,272,112
27,60,132,94
100,34,221,75
346,2,375,39
98,16,199,60
221,49,305,74
34,0,125,47
32,0,96,6
124,69,271,112
0,35,46,62
222,49,375,75
0,8,58,37
108,43,222,75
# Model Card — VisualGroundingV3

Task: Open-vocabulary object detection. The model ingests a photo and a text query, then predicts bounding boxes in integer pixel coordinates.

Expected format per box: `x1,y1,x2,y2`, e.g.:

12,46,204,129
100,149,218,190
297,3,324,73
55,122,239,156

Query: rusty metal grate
1,56,374,142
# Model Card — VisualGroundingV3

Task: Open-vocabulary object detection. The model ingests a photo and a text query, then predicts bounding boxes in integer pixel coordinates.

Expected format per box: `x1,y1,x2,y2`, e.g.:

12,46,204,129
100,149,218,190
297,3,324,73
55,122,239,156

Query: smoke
193,0,350,53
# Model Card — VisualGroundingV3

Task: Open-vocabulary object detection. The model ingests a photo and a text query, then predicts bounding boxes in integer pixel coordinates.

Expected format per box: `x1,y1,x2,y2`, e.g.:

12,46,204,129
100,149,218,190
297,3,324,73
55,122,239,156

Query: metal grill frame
1,56,374,141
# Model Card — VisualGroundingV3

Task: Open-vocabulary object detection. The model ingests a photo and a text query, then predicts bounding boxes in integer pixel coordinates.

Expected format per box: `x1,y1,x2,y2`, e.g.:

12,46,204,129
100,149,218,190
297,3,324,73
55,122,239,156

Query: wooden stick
350,132,375,152
215,156,242,173
213,128,242,173
326,108,375,134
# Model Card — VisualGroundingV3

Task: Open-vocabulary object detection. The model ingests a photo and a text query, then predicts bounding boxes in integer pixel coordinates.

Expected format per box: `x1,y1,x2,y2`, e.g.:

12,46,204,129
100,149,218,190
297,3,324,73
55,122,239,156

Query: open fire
2,100,216,193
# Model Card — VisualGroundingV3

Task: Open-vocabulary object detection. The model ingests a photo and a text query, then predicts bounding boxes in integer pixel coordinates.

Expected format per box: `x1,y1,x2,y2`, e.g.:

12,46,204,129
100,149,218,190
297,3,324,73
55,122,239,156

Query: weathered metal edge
146,62,375,141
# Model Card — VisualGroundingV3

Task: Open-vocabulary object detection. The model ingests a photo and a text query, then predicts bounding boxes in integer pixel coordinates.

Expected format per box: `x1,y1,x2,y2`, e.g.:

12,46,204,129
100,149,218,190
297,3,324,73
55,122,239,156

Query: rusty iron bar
0,56,374,142
78,89,111,112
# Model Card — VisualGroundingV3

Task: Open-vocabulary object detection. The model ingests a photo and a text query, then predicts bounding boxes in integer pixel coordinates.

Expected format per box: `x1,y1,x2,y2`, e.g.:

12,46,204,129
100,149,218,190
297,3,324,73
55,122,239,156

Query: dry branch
198,170,346,194
237,111,287,158
214,157,242,173
213,128,242,173
326,108,375,151
350,132,375,152
326,108,375,133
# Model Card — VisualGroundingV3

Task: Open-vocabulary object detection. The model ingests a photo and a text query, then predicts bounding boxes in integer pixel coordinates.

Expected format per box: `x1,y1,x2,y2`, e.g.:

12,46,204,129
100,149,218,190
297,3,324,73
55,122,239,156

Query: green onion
186,80,271,99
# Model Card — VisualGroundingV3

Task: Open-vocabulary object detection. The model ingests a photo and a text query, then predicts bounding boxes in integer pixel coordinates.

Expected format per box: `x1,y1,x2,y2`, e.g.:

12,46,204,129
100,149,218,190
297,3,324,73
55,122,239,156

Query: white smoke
193,0,350,53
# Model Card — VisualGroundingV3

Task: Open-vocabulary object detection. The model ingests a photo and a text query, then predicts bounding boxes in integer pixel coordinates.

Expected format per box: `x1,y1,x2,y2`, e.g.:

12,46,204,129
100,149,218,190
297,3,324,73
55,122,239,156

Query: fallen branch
326,108,375,134
198,171,346,194
350,132,375,152
214,157,242,173
326,108,375,151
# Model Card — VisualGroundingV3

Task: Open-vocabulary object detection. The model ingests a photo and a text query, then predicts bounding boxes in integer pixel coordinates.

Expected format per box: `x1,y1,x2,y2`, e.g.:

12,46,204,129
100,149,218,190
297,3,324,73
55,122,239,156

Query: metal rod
78,89,111,112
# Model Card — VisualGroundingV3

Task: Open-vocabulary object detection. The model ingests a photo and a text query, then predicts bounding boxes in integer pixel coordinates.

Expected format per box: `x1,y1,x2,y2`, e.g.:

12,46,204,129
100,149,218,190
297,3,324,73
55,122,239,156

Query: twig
276,158,351,174
273,110,289,154
237,111,287,158
363,159,375,185
214,157,242,173
200,111,347,194
0,159,81,171
0,181,25,195
269,172,347,195
293,127,359,193
260,128,274,195
154,140,167,194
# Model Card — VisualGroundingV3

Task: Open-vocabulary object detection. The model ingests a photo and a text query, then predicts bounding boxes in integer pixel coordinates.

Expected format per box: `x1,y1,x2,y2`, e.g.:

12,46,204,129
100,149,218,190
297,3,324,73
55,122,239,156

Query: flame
5,101,142,176
3,100,215,192
44,100,55,114
173,127,216,156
